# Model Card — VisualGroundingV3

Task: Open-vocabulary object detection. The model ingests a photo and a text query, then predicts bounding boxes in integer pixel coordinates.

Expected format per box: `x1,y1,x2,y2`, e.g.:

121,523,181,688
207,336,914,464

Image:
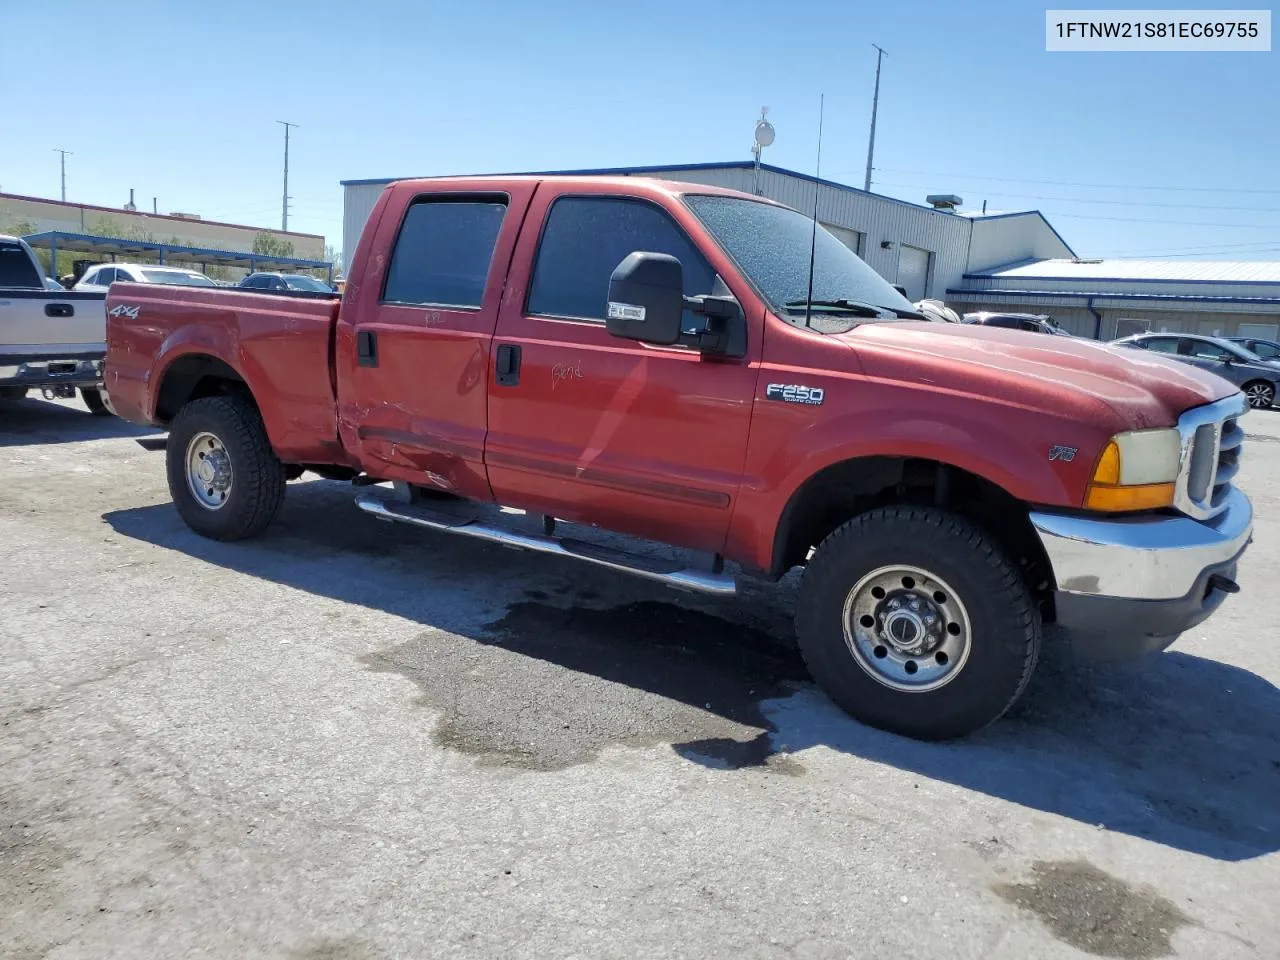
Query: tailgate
0,290,107,355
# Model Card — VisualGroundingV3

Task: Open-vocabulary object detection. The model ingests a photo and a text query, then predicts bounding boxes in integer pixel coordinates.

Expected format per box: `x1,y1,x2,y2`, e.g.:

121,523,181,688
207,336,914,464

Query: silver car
1111,332,1280,409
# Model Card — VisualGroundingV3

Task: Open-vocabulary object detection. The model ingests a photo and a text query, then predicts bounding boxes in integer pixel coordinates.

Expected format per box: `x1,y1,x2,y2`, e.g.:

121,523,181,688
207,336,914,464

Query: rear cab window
527,196,715,323
0,243,43,288
383,196,508,308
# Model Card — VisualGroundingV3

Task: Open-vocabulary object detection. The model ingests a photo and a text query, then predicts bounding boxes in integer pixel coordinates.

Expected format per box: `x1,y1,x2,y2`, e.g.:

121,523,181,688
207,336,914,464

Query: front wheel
1244,381,1275,410
795,506,1041,740
165,394,287,540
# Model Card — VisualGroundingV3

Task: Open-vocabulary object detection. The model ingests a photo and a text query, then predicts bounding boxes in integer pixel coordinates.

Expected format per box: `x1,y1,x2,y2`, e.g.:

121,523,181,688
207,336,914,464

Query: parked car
75,263,219,292
915,298,961,323
1227,336,1280,361
0,235,110,413
238,272,336,293
964,312,1071,336
104,174,1252,741
1111,332,1280,409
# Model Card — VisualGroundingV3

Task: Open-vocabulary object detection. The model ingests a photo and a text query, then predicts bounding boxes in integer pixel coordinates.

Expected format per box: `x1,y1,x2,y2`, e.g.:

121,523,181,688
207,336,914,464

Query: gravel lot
3,394,1279,960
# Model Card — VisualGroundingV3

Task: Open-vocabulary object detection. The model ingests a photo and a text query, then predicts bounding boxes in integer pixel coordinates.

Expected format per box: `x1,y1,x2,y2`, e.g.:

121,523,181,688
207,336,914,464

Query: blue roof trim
946,287,1280,305
339,161,987,218
968,211,1077,258
23,230,332,270
962,270,1280,287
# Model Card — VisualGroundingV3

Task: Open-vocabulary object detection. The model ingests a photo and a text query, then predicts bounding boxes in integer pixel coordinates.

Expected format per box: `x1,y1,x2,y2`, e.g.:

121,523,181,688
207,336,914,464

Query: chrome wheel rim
185,431,233,510
842,565,972,693
1246,384,1274,409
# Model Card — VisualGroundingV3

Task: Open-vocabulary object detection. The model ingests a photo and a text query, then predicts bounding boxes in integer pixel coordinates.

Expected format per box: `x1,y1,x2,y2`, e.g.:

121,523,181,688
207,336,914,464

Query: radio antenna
804,94,825,330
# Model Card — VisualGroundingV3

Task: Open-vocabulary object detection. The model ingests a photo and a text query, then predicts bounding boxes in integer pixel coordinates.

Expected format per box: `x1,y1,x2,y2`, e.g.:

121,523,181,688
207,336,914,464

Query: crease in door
577,355,649,476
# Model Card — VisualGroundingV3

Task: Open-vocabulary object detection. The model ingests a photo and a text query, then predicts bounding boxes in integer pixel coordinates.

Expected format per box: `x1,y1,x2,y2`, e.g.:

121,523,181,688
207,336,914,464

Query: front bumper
0,355,104,389
1029,487,1253,659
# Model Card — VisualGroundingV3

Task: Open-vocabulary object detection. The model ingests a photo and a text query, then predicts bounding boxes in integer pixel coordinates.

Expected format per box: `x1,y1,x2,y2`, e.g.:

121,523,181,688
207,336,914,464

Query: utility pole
863,45,887,192
277,121,297,231
53,148,72,201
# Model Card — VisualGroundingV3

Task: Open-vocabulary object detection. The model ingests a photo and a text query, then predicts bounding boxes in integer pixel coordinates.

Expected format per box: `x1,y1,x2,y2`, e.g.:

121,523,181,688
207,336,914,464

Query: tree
252,233,294,258
0,218,36,237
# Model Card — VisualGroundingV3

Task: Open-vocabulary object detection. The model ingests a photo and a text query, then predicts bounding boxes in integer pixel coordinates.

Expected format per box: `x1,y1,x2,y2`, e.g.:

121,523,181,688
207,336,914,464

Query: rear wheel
165,394,286,540
795,505,1041,740
80,387,112,416
1243,381,1275,410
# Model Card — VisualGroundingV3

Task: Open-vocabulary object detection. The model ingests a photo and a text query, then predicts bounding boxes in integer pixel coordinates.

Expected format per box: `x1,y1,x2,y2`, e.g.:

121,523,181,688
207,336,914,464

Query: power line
872,181,1280,214
277,121,298,232
840,166,1280,195
1049,212,1280,230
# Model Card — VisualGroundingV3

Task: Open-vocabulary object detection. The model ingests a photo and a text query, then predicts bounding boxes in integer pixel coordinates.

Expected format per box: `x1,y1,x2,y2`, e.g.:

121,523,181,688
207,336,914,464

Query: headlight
1084,428,1180,511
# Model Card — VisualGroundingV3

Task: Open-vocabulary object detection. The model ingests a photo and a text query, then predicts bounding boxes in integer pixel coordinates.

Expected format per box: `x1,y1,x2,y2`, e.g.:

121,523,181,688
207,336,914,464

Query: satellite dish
754,118,776,149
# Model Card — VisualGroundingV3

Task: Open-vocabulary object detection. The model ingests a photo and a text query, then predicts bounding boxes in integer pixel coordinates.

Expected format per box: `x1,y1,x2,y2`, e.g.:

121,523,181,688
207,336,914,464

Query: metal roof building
340,161,1073,303
948,257,1280,341
340,161,1280,342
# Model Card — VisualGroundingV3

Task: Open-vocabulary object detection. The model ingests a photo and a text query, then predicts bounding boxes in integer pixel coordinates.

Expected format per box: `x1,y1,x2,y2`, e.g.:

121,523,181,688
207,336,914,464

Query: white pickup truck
0,235,110,414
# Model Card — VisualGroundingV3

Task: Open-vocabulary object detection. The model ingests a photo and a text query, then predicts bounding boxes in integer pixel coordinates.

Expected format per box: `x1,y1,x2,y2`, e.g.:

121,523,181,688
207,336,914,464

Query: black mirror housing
606,252,684,346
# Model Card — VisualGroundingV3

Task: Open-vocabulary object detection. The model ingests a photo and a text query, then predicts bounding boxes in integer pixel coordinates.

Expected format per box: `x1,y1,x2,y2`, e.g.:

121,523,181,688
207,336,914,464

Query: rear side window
98,268,117,284
383,197,508,308
1144,338,1178,353
983,315,1020,329
1251,341,1280,359
0,243,42,288
528,197,715,320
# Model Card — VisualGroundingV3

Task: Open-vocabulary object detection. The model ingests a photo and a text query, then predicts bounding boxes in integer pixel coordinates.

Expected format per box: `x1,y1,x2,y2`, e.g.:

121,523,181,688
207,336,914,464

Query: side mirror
606,252,685,347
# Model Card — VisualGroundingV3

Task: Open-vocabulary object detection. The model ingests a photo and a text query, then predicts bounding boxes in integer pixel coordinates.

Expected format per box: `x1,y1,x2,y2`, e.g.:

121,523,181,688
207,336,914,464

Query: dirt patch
361,600,809,773
994,859,1192,959
287,938,383,960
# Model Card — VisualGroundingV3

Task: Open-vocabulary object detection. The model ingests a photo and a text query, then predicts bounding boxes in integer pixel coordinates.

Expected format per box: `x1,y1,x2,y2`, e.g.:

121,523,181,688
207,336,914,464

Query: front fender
727,393,1109,573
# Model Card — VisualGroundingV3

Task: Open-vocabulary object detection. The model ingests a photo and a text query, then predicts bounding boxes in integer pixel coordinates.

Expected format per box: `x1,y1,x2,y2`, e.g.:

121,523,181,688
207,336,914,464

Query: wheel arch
154,353,250,424
770,455,1056,616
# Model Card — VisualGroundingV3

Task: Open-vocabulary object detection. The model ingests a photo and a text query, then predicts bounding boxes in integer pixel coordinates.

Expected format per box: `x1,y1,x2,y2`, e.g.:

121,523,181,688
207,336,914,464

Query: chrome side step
354,492,737,596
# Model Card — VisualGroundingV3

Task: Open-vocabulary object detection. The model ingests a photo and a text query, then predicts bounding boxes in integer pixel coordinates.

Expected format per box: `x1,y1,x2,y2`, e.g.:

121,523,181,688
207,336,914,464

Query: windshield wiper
784,298,925,321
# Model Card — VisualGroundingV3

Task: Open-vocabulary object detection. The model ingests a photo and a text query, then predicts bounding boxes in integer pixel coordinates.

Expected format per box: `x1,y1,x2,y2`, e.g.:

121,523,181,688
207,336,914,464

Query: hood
842,322,1235,432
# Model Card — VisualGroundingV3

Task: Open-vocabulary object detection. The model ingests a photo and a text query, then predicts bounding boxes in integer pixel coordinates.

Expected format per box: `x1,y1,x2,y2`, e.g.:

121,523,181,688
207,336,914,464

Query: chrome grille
1174,394,1248,521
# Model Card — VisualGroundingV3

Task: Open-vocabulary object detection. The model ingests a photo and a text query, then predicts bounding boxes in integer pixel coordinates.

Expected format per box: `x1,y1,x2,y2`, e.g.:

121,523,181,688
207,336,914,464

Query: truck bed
105,283,344,463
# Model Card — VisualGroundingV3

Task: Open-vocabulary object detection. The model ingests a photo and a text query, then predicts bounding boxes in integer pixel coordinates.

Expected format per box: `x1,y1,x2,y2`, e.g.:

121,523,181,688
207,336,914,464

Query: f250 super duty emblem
766,383,825,406
108,304,140,320
1048,444,1077,462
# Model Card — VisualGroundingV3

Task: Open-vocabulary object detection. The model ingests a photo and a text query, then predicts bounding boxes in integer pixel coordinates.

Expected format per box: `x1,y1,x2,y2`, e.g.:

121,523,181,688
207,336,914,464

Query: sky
3,0,1277,266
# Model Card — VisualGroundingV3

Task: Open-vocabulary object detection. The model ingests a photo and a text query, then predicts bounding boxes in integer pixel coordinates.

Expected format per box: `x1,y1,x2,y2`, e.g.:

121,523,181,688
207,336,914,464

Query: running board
354,493,736,596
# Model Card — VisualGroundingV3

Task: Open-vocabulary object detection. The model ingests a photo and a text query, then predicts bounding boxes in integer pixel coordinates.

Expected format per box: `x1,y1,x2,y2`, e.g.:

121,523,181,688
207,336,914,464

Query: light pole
53,148,73,201
277,121,298,231
864,45,887,192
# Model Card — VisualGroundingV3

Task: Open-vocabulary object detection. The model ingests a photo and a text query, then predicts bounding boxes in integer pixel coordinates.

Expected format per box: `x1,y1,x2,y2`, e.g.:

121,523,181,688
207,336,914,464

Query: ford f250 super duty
1,234,111,413
103,175,1254,740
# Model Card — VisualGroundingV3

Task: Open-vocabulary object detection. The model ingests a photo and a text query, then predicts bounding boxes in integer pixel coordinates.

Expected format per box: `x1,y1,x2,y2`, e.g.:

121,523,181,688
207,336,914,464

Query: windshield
141,269,218,287
683,195,917,325
282,275,333,292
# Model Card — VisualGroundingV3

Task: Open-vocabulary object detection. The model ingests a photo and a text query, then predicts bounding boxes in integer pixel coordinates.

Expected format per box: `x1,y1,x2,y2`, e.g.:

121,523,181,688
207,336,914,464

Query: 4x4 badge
1048,444,1077,462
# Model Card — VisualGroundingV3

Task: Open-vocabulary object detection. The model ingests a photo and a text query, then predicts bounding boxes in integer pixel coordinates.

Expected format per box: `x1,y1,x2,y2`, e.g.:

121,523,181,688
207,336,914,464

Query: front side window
1184,339,1231,360
684,194,917,326
383,196,508,308
528,197,715,321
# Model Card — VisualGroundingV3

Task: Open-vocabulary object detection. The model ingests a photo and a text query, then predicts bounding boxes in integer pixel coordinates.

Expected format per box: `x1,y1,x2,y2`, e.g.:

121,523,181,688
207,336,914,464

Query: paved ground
3,394,1279,960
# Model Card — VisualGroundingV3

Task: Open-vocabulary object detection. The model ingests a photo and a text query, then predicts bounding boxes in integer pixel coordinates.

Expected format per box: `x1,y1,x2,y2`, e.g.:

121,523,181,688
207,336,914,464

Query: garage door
897,245,931,301
822,222,865,256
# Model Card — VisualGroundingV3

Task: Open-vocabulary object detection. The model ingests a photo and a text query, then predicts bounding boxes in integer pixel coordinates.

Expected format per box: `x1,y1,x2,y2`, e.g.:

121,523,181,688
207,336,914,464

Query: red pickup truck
104,175,1253,740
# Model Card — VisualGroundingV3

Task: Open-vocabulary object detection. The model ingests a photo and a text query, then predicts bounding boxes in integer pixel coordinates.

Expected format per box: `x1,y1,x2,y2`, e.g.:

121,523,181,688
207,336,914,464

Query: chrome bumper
1029,486,1253,602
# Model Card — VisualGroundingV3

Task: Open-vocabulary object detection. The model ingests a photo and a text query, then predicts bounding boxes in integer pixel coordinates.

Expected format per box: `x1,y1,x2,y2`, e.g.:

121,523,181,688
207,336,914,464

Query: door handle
357,330,378,368
45,303,74,318
495,343,521,386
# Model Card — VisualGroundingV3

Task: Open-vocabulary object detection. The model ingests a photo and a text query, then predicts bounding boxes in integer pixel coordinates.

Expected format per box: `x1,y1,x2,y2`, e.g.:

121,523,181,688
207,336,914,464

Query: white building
946,258,1280,341
340,161,1071,303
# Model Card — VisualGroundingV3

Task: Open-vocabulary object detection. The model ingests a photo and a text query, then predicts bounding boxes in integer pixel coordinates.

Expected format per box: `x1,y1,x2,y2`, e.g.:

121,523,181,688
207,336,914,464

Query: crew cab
0,235,110,413
103,176,1254,740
